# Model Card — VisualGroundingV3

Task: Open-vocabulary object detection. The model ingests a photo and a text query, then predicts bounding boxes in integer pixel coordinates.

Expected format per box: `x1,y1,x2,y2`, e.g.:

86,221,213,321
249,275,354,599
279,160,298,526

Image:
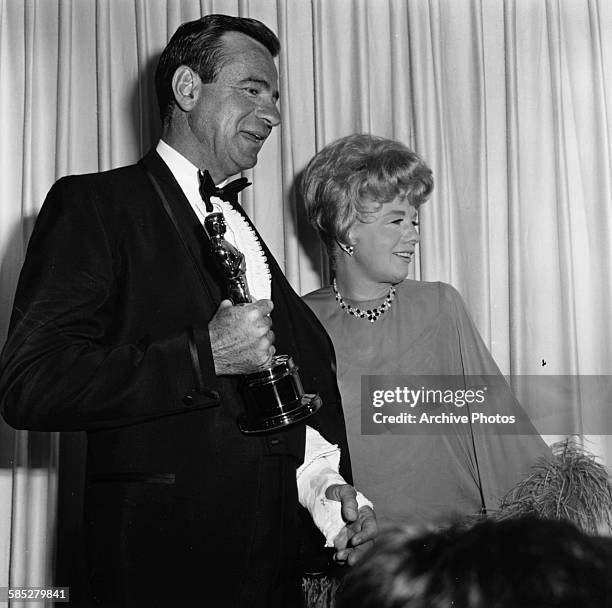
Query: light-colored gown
303,279,550,526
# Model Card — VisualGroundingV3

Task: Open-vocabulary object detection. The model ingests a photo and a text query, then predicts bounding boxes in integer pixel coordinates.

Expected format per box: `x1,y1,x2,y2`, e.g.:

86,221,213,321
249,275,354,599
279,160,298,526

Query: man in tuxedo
0,14,375,608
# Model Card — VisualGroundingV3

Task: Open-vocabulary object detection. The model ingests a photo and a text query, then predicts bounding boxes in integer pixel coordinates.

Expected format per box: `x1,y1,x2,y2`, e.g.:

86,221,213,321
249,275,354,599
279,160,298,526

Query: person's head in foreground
335,516,612,608
302,134,433,297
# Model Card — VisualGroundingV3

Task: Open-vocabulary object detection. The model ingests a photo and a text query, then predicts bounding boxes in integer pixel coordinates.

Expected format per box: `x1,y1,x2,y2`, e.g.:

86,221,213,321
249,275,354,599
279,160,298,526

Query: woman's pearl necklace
332,278,396,323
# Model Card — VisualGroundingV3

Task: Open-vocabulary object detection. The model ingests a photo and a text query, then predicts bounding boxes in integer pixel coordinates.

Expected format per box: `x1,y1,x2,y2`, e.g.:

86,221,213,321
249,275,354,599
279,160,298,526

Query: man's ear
171,66,201,111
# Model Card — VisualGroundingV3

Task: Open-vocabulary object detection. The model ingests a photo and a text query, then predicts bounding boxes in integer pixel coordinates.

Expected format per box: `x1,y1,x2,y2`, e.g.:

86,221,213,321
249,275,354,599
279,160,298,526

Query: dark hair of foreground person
336,516,612,608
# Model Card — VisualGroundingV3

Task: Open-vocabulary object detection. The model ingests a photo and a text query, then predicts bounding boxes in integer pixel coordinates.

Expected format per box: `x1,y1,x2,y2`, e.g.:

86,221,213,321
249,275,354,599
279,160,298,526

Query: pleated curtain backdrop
1,0,611,598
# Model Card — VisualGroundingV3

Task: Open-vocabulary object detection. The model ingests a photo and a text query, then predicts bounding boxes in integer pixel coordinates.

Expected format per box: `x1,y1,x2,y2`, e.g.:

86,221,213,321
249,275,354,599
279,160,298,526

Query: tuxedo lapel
139,150,223,305
227,201,304,358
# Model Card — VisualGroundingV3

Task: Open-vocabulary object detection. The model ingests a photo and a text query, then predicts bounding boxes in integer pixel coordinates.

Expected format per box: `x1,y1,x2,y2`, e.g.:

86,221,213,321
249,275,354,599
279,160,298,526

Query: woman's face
348,194,420,286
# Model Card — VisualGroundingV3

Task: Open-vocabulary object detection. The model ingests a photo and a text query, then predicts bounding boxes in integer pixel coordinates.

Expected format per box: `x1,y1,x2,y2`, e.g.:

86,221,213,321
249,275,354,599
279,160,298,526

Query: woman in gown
301,134,550,526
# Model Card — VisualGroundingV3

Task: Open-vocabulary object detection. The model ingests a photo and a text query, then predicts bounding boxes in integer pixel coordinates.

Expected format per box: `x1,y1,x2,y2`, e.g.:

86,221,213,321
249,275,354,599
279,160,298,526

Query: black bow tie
198,170,251,212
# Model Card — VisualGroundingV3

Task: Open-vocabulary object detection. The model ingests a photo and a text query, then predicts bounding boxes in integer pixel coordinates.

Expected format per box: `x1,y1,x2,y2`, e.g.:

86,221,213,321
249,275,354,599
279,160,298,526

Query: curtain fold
1,0,611,597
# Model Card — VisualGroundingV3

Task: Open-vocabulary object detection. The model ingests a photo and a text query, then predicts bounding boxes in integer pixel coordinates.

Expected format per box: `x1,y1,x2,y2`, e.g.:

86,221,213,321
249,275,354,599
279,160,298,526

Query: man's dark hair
155,14,280,124
336,517,612,608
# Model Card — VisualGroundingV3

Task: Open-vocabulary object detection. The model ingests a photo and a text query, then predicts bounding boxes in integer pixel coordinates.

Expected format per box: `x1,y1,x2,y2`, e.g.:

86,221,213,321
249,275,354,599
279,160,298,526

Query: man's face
189,31,280,182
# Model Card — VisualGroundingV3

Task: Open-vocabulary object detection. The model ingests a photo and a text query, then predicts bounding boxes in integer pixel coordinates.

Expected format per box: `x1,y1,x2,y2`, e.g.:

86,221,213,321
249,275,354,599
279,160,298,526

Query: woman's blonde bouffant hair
301,134,434,258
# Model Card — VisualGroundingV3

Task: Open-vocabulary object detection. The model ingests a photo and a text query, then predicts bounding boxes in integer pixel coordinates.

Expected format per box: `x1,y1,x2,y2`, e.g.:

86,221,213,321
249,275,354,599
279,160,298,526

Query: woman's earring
340,243,354,256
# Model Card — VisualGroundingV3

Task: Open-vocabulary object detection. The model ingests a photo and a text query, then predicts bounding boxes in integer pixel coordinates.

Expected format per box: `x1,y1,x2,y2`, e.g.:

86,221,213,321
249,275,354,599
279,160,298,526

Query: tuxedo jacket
0,150,351,606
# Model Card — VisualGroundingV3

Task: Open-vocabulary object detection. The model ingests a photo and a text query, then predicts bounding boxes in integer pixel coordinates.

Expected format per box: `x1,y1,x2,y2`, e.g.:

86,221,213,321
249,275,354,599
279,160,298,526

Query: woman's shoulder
394,280,469,323
396,278,461,302
302,285,334,316
302,284,333,302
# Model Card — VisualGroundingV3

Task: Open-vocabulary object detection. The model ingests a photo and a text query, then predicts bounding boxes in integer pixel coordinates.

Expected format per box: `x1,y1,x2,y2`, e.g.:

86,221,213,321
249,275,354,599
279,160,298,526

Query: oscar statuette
204,212,322,434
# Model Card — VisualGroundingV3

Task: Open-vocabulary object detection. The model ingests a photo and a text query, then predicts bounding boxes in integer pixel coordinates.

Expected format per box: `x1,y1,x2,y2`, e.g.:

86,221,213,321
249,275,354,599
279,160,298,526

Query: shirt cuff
297,426,374,547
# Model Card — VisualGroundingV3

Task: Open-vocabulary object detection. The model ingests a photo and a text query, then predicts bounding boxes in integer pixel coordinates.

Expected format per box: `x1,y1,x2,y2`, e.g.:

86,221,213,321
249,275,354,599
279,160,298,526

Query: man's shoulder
55,159,146,190
47,155,164,214
39,155,165,230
